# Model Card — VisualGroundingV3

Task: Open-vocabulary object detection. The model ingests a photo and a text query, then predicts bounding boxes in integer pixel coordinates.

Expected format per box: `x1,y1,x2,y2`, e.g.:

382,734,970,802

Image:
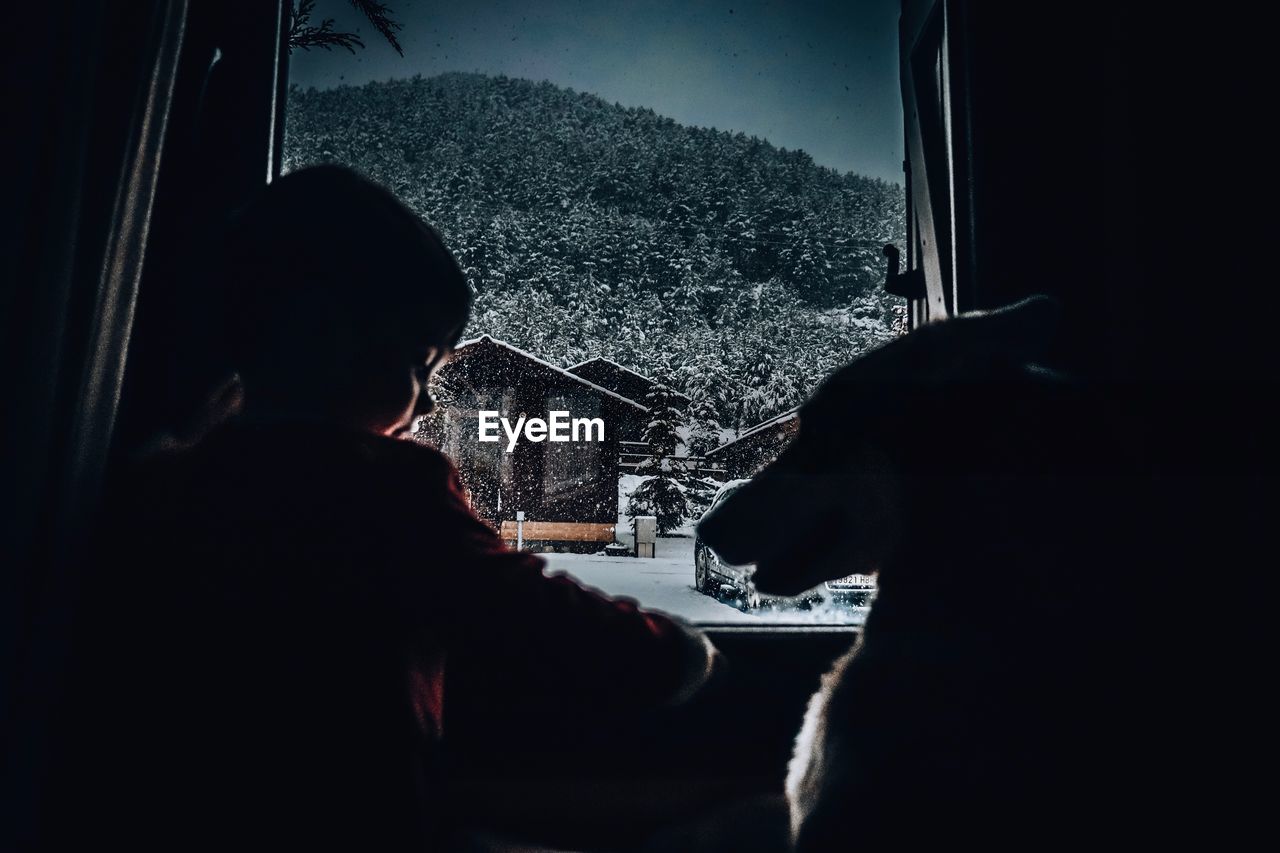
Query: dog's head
697,296,1066,596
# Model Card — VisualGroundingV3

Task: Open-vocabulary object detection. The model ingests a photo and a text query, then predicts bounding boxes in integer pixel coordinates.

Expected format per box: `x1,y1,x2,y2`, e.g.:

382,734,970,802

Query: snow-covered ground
571,477,867,625
543,535,868,626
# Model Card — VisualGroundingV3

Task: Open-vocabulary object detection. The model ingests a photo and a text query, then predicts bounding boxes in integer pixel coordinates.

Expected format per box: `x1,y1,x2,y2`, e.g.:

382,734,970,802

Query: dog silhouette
698,297,1120,847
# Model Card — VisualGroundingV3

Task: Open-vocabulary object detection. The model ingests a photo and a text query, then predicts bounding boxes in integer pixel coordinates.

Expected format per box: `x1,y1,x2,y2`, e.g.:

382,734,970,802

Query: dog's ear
696,296,1061,596
939,294,1060,373
826,294,1059,386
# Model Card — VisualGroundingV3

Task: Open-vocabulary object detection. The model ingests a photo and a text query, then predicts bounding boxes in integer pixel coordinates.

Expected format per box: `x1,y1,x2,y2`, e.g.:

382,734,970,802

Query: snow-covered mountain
284,72,905,436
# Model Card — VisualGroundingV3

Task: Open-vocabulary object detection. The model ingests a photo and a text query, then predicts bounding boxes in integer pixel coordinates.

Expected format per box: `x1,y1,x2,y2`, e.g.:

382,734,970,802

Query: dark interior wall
2,4,290,844
2,1,197,842
114,0,289,454
951,2,1271,388
952,2,1138,380
944,8,1272,834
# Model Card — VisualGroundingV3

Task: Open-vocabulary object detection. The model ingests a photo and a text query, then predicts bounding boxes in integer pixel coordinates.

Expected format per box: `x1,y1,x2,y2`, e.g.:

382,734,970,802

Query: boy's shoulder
177,422,463,497
355,433,468,504
360,431,453,472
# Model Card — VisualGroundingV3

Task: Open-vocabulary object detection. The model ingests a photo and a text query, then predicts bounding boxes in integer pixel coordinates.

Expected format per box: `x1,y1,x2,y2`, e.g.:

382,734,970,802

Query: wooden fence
618,441,727,478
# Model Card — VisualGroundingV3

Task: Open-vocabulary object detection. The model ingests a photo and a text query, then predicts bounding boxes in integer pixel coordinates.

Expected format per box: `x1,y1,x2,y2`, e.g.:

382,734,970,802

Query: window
543,391,600,504
439,386,516,518
285,1,905,625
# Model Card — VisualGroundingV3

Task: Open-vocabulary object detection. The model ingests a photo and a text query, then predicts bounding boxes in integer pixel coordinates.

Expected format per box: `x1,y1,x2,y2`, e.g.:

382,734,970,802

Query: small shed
421,336,647,546
705,408,800,480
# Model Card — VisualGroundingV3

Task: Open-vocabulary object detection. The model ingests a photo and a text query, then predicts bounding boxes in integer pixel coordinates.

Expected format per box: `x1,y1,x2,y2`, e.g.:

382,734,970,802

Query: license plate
829,573,876,588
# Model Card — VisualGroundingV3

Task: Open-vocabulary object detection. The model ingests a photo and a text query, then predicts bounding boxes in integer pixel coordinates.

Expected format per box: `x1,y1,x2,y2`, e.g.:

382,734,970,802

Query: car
693,480,759,606
694,479,877,610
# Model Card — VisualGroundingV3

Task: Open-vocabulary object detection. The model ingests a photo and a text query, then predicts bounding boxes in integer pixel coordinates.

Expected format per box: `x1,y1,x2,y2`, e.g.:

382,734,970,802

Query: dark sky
289,0,903,184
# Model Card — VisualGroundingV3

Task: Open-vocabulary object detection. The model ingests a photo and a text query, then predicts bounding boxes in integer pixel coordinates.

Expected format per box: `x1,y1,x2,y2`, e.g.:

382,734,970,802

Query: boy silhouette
59,166,716,850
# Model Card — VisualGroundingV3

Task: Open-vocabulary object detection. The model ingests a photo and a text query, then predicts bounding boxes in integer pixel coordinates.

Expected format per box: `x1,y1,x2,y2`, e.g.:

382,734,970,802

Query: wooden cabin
421,335,648,549
704,408,800,480
567,357,689,442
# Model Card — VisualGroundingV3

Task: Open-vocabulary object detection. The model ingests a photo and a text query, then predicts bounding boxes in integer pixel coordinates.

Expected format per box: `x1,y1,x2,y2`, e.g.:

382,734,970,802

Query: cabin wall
429,344,624,527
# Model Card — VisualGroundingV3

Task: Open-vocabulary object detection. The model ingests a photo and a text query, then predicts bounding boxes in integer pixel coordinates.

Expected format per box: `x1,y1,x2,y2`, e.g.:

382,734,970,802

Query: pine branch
347,0,404,56
289,0,364,54
290,24,365,54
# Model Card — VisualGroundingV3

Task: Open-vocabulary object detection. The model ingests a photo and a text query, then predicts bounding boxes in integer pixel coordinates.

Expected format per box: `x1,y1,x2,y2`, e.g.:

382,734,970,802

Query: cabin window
441,387,516,517
543,391,601,505
284,1,905,625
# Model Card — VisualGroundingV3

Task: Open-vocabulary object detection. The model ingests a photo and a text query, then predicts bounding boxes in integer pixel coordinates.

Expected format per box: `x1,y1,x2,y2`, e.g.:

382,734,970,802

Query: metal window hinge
882,244,926,299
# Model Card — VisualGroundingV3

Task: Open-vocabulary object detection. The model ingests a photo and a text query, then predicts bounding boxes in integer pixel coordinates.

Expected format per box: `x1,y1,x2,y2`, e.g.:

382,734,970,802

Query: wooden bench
499,520,617,551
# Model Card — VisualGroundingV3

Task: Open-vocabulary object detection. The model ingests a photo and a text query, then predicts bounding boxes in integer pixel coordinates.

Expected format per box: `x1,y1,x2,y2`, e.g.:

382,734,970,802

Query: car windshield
284,0,900,626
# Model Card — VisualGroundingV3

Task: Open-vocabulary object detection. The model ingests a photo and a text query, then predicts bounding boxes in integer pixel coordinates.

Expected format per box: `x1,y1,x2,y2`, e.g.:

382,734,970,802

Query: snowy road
542,535,867,626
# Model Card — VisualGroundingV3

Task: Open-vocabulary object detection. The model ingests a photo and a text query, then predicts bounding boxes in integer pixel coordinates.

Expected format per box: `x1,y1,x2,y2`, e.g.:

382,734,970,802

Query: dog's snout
698,471,845,568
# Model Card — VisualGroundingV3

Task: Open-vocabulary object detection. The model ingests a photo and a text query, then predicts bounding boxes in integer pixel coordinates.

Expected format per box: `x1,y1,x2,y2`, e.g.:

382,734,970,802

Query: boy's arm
401,448,717,709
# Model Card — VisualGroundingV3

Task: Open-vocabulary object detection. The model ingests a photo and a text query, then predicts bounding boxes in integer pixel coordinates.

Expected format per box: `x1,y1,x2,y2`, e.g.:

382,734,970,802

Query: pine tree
627,384,688,535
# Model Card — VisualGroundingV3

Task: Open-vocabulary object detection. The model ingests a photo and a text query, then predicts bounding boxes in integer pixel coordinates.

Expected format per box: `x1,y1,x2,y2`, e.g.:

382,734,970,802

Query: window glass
285,1,904,625
438,387,515,517
543,391,600,503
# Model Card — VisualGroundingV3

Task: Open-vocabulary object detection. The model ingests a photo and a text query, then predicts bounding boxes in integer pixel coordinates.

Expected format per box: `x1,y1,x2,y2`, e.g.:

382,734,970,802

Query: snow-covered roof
453,335,649,412
706,407,800,456
566,357,691,401
568,355,634,375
